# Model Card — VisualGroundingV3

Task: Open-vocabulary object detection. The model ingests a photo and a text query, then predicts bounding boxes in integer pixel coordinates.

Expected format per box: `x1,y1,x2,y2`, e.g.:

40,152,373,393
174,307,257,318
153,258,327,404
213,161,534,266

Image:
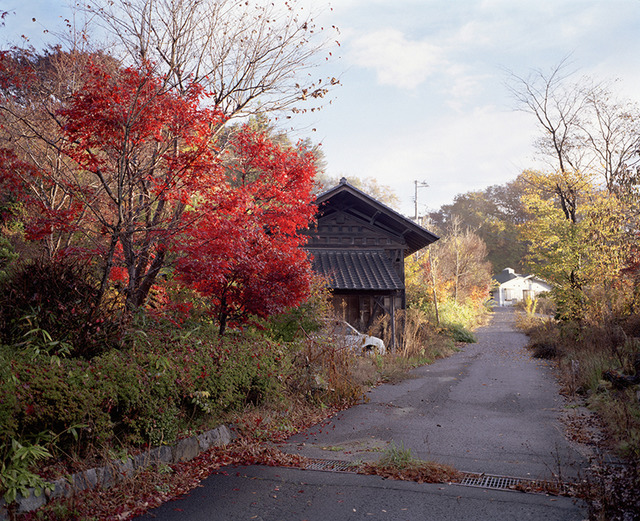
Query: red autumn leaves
0,54,317,331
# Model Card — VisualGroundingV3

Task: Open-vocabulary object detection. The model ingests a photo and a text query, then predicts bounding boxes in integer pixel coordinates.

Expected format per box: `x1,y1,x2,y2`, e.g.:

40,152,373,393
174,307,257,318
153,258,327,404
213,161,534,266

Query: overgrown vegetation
404,233,490,349
519,311,640,459
517,306,640,519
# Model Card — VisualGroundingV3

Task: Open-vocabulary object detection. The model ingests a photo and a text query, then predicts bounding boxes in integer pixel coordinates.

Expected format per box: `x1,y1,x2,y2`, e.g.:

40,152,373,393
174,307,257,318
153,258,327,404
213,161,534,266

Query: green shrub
8,355,114,455
444,323,477,343
0,304,312,498
266,276,332,342
0,348,18,449
0,258,121,358
94,348,182,446
438,299,486,330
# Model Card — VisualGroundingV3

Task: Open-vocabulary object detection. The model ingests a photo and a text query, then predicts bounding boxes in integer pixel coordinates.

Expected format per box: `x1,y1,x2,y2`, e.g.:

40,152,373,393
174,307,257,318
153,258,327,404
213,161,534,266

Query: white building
493,268,552,306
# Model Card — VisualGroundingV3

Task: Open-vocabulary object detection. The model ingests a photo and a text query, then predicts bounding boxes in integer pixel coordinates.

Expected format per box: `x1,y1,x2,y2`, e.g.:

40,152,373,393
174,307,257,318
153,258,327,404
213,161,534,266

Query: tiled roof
494,268,519,284
309,249,404,291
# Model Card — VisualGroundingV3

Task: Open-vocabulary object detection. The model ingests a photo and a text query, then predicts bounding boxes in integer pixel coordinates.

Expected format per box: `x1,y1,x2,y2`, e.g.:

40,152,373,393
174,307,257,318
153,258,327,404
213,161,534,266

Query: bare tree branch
83,0,339,119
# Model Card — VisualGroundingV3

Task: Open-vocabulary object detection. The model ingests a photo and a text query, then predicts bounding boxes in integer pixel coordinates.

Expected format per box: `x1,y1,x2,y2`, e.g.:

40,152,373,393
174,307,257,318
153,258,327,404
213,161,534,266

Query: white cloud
347,29,445,90
323,105,539,214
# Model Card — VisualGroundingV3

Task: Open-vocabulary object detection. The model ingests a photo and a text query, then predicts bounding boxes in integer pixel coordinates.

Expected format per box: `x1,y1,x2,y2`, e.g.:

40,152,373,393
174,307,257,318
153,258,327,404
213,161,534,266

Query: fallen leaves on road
358,460,462,484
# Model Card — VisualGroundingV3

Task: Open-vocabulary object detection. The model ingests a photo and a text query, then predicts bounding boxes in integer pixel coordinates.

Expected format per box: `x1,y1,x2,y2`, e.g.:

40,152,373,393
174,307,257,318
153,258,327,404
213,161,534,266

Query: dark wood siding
305,179,438,347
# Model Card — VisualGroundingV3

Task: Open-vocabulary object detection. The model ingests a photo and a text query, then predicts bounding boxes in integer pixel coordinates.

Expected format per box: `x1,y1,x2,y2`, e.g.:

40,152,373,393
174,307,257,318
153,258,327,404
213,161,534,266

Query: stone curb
0,424,234,520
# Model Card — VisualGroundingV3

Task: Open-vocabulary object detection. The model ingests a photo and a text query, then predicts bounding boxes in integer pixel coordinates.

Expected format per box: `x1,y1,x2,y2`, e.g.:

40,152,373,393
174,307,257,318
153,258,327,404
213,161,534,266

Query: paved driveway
281,307,585,480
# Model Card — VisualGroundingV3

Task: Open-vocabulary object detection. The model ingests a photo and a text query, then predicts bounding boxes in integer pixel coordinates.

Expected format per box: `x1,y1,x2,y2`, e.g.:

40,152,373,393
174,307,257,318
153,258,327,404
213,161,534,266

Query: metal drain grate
458,472,567,494
305,459,358,472
459,473,526,490
302,460,568,495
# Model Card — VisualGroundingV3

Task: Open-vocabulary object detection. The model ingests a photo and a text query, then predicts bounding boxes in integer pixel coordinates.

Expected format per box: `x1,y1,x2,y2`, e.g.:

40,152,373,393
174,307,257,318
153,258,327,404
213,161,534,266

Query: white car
321,319,386,355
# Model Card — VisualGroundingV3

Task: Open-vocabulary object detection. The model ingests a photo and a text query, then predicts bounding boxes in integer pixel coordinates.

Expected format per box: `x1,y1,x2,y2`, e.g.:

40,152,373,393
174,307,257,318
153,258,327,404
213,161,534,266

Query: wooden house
305,178,438,339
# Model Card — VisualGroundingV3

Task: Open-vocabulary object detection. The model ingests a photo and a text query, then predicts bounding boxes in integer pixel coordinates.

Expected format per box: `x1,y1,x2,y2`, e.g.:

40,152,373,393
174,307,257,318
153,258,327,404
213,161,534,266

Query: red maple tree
176,126,317,335
56,61,226,309
2,53,318,328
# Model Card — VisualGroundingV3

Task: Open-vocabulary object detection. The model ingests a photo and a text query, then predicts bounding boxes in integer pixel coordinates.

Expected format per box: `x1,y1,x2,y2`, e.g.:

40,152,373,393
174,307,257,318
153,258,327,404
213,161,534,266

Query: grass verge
516,311,640,519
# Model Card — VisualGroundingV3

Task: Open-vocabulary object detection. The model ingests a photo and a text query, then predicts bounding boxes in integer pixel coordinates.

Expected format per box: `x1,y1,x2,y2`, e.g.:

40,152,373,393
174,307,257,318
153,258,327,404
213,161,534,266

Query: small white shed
493,268,552,306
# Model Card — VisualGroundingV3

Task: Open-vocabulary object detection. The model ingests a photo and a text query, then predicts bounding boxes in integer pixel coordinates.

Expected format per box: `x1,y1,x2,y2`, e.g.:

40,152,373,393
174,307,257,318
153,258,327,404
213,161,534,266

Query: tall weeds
363,309,458,385
519,314,640,459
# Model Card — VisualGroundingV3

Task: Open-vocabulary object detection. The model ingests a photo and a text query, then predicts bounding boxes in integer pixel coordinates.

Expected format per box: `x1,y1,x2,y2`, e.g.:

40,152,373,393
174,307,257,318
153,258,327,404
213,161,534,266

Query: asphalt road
282,307,585,480
137,465,585,521
137,307,588,520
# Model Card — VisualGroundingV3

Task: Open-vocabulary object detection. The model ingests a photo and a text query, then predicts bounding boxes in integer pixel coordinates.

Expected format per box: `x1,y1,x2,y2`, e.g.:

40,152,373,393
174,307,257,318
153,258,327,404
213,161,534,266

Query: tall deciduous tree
508,59,640,217
437,217,492,304
510,61,640,320
58,62,225,310
520,170,632,320
1,54,227,310
176,125,317,335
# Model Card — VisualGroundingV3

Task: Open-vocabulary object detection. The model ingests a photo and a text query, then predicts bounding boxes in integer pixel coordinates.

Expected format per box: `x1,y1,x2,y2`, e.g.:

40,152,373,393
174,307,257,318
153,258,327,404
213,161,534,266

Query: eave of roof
315,179,439,257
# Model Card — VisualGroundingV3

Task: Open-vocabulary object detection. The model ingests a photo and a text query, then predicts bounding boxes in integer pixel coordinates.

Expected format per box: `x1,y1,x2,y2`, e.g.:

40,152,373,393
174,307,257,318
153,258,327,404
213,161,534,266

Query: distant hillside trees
429,177,529,273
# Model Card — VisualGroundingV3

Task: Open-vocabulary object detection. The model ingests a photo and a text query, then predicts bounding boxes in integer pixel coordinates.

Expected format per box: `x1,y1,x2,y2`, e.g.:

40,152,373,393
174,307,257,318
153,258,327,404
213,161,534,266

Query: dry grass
371,309,457,362
516,312,640,520
358,442,461,484
360,460,462,484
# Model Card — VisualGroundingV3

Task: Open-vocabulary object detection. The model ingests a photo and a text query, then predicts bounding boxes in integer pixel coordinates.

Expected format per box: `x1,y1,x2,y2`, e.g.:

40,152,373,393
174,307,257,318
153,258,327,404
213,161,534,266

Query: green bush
0,316,296,479
0,349,18,449
7,354,114,454
265,276,332,342
438,299,485,330
94,348,182,446
444,323,477,343
0,258,121,358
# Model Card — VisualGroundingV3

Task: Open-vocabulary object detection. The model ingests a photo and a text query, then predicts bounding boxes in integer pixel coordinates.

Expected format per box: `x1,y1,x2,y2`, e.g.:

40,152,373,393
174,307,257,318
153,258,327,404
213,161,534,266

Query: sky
5,0,640,218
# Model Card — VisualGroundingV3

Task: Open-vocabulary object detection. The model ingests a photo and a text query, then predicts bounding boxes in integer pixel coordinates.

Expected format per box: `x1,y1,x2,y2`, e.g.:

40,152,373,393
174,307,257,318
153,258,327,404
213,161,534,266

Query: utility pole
414,180,429,221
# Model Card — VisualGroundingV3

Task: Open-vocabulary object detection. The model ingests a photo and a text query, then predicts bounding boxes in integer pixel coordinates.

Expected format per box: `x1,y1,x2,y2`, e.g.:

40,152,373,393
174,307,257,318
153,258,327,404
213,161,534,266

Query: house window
504,289,515,301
